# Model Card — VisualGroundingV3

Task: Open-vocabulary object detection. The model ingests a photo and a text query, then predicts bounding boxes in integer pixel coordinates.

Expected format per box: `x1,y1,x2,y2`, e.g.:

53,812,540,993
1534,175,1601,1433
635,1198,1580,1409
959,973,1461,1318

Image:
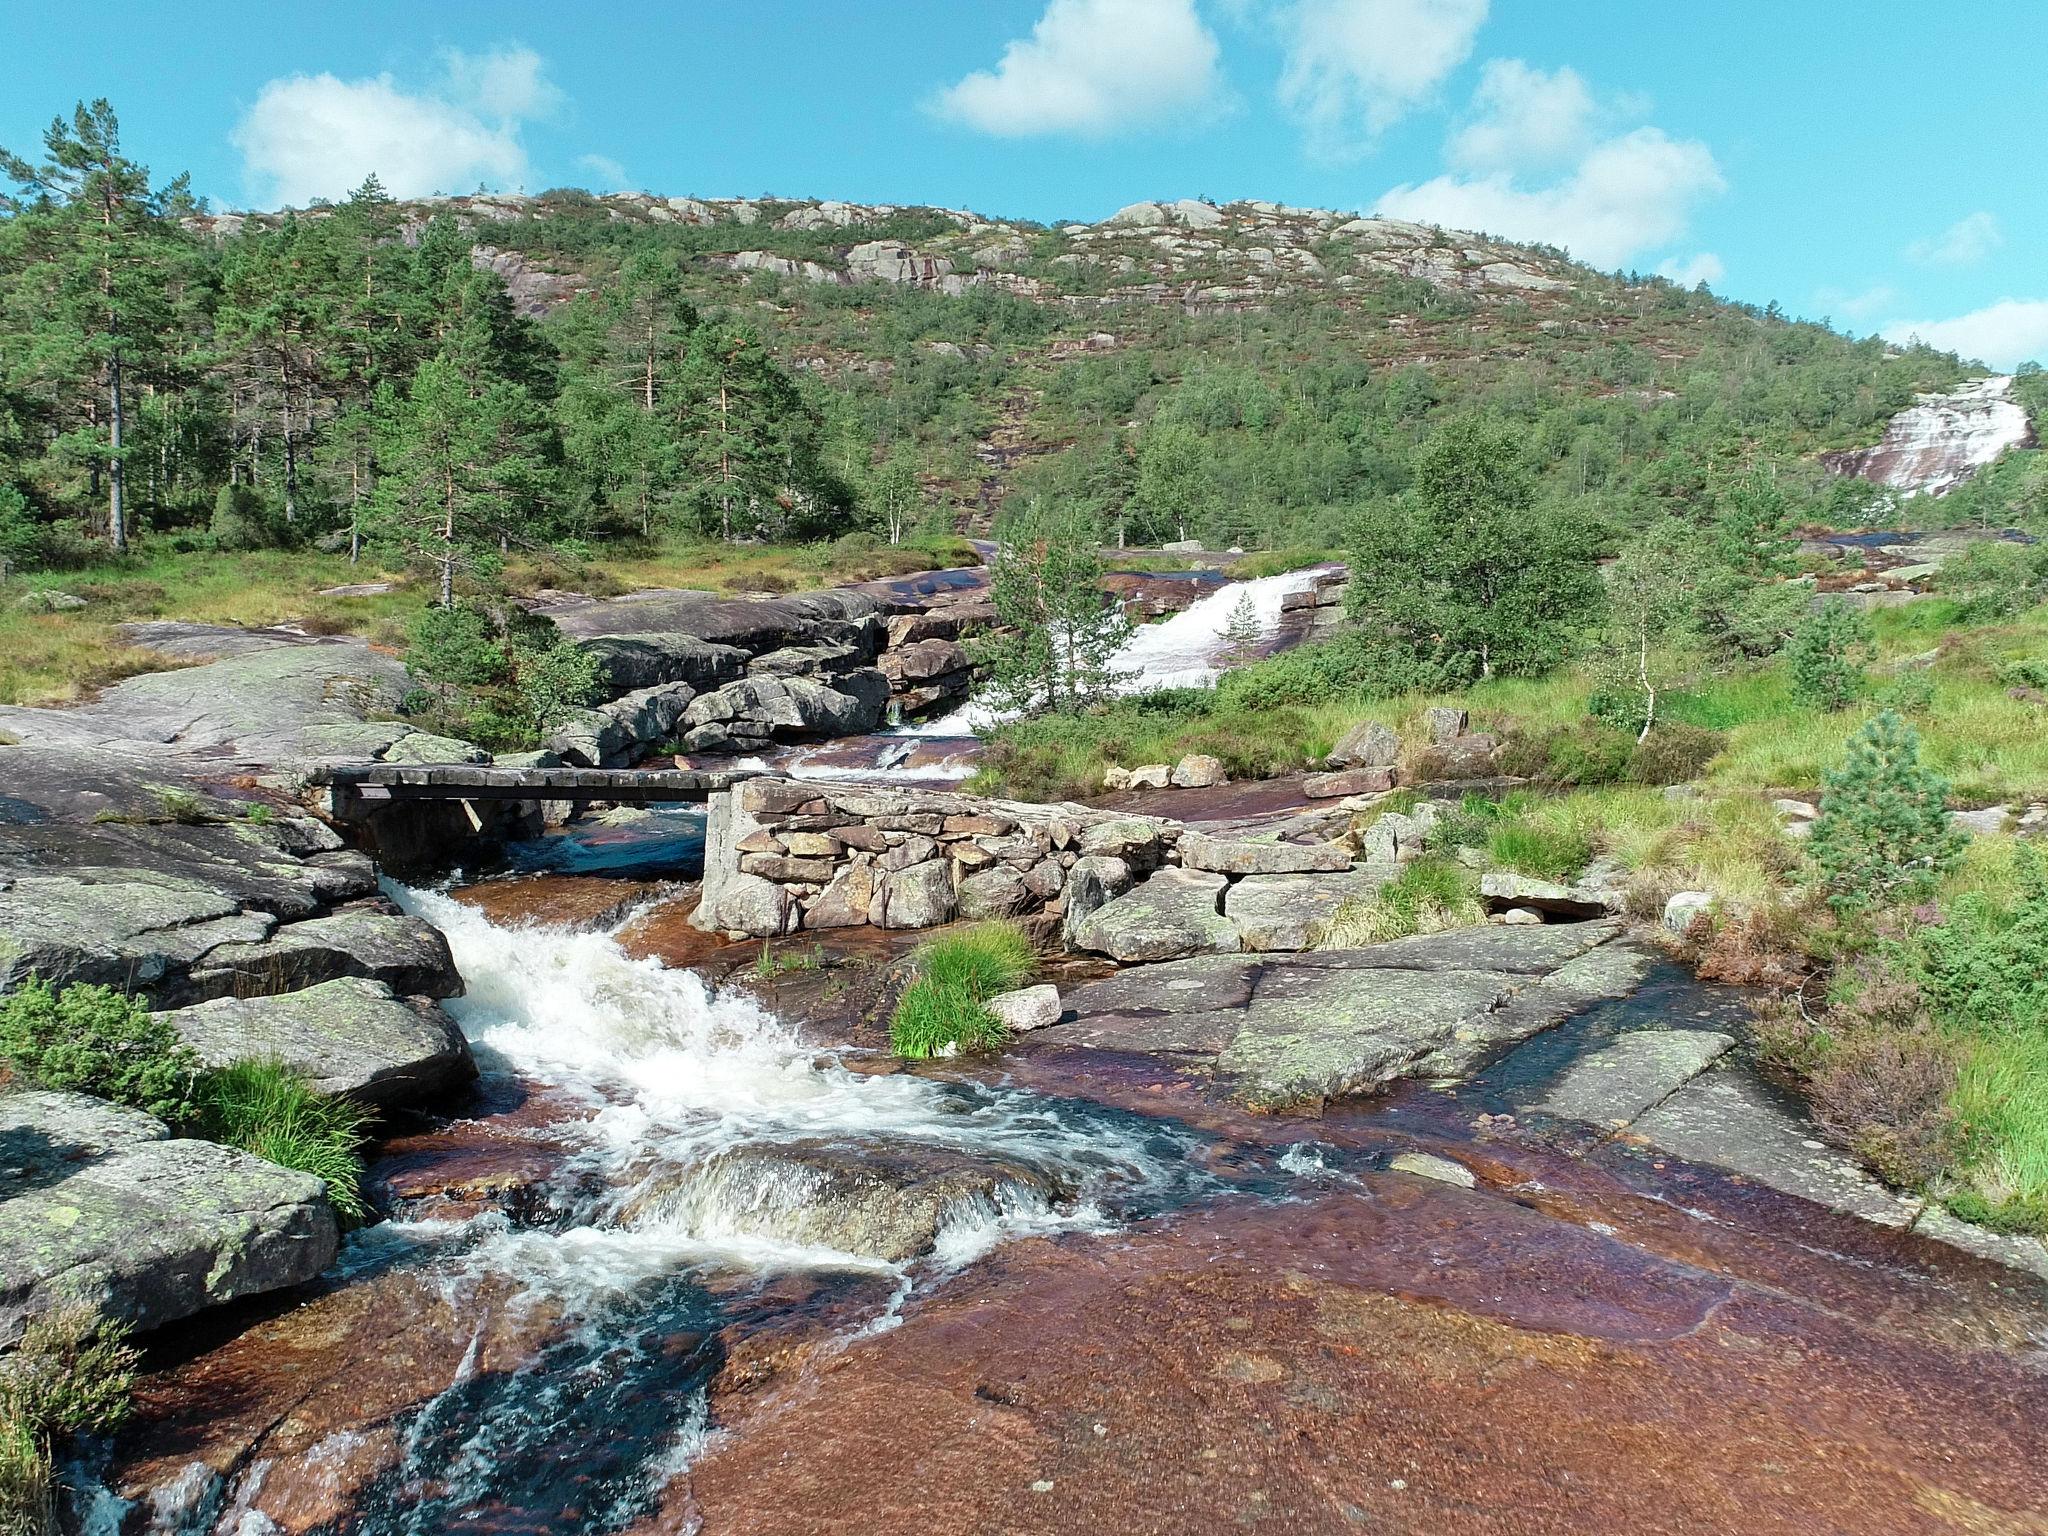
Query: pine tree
971,503,1133,716
1711,467,1799,577
1219,588,1262,669
554,251,699,536
0,101,191,550
368,351,554,607
1788,598,1875,711
1809,710,1967,914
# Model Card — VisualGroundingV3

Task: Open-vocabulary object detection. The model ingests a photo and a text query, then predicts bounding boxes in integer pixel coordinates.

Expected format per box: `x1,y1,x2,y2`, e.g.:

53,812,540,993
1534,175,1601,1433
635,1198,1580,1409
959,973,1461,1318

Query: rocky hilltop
192,191,1583,319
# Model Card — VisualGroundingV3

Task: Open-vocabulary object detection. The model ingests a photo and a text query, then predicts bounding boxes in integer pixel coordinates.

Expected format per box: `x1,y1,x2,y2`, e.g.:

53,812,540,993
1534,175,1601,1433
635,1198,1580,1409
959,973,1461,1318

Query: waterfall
1828,374,2030,497
901,565,1327,739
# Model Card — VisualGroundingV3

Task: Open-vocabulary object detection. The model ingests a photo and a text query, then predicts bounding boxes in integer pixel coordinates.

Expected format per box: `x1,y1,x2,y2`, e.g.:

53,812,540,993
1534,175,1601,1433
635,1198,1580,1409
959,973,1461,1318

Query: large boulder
1223,867,1398,952
870,860,957,929
573,634,748,694
1179,831,1352,876
1327,720,1400,768
0,1091,337,1345
546,681,698,768
1060,855,1133,948
618,1141,1063,1264
680,673,889,752
1170,754,1228,789
157,979,475,1109
1072,869,1238,963
186,905,461,1004
958,864,1033,920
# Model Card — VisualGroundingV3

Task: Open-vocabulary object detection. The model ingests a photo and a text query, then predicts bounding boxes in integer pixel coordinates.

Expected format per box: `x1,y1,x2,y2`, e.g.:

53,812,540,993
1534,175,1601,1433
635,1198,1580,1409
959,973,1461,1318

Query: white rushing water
1834,374,2030,497
901,564,1327,739
387,884,1201,1280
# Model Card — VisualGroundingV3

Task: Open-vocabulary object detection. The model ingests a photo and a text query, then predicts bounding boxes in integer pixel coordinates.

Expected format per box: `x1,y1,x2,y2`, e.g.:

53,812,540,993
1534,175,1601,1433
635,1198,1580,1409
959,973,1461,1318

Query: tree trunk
108,351,127,552
281,365,298,524
1636,625,1656,745
440,466,457,608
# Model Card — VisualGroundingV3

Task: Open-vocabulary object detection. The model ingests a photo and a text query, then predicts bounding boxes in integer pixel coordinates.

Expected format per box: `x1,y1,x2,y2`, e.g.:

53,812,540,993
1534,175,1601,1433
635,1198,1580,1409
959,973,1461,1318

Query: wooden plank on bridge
314,762,759,808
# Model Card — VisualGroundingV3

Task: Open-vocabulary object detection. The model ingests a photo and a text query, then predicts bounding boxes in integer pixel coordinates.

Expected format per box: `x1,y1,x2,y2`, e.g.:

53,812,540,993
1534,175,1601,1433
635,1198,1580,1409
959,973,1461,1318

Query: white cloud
1278,0,1489,157
1657,252,1724,288
577,154,630,191
1882,300,2048,371
1905,210,2002,268
929,0,1223,138
1446,60,1595,174
441,44,563,121
1815,283,1897,322
233,46,560,206
1377,125,1724,269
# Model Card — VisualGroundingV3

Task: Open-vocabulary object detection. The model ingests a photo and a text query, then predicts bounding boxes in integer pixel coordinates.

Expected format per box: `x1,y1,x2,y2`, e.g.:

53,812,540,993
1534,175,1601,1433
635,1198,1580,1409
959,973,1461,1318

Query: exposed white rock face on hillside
1825,375,2033,497
185,192,1581,317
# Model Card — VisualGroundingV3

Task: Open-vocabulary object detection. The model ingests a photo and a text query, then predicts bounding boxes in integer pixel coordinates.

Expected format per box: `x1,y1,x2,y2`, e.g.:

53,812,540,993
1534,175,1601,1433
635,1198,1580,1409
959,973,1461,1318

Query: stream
62,556,2048,1533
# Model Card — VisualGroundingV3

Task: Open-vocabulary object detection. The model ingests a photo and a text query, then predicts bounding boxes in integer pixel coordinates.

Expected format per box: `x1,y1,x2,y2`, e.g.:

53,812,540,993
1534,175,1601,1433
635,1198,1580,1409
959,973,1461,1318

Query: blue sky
9,0,2046,366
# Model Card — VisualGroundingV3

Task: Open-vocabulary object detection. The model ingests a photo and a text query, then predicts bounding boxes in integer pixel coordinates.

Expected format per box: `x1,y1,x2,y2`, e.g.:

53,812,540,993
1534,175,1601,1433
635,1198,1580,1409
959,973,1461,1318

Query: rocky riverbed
5,563,2047,1534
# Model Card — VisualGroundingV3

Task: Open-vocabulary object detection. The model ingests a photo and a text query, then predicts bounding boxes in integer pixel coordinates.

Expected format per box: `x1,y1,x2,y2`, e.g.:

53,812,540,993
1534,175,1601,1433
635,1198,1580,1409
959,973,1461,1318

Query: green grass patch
0,1304,138,1535
1486,820,1593,881
1320,856,1483,946
197,1059,373,1223
1225,546,1341,580
888,922,1036,1059
1951,1032,2048,1232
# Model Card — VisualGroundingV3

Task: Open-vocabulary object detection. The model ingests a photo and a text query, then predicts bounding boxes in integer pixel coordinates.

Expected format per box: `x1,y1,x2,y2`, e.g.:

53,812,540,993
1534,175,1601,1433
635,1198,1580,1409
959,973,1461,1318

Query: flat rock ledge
1517,1027,2048,1282
1039,919,1645,1108
0,1090,338,1345
157,978,476,1108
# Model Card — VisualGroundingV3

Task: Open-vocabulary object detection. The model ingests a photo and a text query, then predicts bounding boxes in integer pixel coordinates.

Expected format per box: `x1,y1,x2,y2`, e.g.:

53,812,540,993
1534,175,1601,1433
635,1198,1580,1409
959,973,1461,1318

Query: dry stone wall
692,778,1179,938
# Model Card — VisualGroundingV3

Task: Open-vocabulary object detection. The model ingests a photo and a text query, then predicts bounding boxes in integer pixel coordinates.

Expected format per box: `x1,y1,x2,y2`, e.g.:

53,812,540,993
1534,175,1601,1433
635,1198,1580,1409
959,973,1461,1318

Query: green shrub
0,1303,138,1536
1218,634,1464,710
208,484,287,551
888,923,1036,1059
405,603,509,691
1908,846,2048,1034
1486,821,1592,881
154,788,212,825
1808,711,1967,914
0,977,199,1123
1625,722,1724,785
1496,723,1633,786
197,1059,372,1222
1787,599,1875,711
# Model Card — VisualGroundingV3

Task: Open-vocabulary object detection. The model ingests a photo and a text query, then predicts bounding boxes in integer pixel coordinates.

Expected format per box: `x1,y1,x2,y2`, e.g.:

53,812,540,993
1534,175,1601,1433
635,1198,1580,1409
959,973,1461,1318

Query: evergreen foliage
1808,710,1967,913
1788,598,1876,710
0,975,199,1122
0,1304,138,1536
972,503,1134,717
1218,588,1261,669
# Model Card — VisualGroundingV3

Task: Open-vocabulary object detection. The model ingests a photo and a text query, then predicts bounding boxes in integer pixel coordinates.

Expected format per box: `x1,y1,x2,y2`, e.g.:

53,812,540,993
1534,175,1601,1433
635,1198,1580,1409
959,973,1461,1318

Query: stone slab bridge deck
314,763,761,819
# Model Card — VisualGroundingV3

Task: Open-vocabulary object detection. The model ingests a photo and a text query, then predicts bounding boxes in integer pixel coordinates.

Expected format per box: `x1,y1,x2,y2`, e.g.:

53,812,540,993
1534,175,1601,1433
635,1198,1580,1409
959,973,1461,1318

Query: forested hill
0,103,2025,578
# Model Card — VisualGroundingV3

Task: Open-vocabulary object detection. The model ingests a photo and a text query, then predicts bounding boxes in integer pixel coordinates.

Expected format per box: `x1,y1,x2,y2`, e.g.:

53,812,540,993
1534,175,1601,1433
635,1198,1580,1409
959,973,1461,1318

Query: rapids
60,887,1222,1532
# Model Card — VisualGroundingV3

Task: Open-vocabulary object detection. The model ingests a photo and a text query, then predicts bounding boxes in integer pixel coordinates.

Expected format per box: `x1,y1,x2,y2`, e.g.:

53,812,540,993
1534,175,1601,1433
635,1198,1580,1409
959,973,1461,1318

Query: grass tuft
889,922,1036,1059
197,1059,373,1223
